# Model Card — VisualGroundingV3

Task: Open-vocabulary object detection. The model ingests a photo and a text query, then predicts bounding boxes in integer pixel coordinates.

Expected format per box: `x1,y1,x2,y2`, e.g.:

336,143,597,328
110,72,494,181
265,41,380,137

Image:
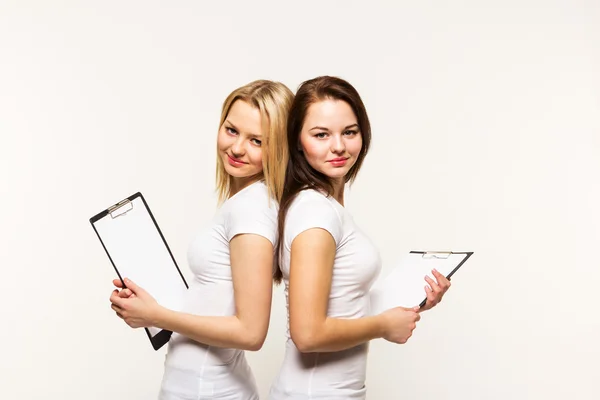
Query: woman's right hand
113,278,135,298
379,306,421,344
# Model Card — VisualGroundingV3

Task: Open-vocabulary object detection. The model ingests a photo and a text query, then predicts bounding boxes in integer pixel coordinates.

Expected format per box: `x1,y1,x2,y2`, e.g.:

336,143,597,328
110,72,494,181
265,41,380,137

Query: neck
332,179,345,206
230,175,260,198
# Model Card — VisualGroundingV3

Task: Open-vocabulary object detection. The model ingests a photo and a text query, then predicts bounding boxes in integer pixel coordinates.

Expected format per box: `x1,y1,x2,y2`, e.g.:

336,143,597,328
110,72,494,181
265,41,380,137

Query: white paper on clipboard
369,251,473,315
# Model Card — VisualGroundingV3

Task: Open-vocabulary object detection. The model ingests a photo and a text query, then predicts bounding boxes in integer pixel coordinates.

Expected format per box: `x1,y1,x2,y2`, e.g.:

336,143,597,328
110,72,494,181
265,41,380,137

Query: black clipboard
90,192,188,350
369,251,474,314
409,251,474,307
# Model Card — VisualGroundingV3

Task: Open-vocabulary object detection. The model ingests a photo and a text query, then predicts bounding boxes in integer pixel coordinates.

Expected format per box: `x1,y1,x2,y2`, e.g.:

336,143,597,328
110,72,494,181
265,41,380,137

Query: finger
424,280,439,300
110,289,120,302
426,287,438,309
110,292,126,308
425,284,436,303
431,268,445,282
119,289,133,298
111,304,124,317
113,279,125,288
433,269,451,289
425,275,442,294
122,278,141,295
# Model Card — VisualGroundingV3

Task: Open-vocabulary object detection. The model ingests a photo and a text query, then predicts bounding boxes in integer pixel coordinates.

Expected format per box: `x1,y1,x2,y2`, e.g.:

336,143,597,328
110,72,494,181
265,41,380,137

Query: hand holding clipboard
369,251,473,315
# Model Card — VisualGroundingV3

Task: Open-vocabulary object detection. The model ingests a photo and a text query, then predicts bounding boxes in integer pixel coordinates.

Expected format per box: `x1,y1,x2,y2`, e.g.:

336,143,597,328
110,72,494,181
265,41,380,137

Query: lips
227,154,247,166
327,157,349,167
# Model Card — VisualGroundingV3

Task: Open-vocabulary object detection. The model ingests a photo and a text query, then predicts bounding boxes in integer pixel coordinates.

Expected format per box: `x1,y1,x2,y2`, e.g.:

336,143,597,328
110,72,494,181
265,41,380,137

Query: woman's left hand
419,269,451,312
110,278,162,328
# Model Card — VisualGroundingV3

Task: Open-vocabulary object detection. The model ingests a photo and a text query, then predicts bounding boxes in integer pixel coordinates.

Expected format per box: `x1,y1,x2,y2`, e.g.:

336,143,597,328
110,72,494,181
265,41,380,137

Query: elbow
290,325,320,353
243,330,267,352
244,337,265,352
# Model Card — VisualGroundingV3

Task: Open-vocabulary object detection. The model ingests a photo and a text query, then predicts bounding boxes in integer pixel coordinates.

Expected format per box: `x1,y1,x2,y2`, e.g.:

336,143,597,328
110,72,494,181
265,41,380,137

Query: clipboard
369,251,473,315
89,192,189,350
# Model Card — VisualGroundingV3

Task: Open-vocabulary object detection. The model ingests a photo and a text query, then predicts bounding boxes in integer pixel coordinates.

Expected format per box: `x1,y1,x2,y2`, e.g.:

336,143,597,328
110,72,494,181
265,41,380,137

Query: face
299,99,363,182
217,100,264,180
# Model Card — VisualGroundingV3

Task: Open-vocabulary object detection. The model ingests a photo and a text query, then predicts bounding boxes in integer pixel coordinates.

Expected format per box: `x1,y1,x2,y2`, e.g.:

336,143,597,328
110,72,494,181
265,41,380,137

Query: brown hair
273,76,372,283
215,80,294,203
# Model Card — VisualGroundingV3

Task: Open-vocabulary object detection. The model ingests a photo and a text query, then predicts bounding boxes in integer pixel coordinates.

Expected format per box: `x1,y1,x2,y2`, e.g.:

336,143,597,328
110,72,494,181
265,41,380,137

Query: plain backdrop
1,1,599,399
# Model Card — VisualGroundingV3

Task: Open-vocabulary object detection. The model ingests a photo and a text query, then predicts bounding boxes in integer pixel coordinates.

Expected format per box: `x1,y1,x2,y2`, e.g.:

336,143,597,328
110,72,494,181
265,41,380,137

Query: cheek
349,137,363,156
216,129,229,150
248,147,263,169
301,144,325,172
301,140,322,162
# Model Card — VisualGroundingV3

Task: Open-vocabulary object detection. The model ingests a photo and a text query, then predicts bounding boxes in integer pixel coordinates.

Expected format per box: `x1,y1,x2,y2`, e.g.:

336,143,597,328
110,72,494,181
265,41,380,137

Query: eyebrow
225,119,262,137
309,123,359,131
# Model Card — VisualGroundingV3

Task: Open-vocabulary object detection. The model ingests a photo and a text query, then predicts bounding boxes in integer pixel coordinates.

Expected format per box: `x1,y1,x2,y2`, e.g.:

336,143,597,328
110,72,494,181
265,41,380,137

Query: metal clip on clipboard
108,198,133,219
422,251,453,259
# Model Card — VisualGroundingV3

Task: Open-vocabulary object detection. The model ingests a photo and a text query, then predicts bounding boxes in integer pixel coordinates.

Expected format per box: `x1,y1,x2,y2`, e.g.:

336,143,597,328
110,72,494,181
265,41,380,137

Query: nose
330,133,346,154
231,136,245,157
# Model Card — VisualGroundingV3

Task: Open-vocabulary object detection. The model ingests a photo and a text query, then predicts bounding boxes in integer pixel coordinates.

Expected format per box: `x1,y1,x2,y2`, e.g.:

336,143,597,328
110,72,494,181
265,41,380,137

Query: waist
161,339,257,399
166,333,244,367
271,339,369,398
161,357,258,400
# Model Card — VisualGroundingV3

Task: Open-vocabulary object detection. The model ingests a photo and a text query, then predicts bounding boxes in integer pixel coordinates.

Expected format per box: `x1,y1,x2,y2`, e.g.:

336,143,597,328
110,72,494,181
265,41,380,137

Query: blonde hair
215,80,294,203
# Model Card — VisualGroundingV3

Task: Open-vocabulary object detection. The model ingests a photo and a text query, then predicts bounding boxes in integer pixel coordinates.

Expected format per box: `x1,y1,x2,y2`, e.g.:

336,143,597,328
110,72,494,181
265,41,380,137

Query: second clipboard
369,251,473,315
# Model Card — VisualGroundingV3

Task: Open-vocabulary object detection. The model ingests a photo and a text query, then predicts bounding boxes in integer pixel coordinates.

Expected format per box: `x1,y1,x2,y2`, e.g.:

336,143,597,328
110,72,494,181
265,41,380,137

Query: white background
1,1,598,399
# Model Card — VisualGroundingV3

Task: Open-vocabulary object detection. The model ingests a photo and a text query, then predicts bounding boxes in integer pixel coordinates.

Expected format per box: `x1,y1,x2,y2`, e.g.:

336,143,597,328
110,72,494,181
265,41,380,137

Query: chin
324,169,349,181
224,165,248,178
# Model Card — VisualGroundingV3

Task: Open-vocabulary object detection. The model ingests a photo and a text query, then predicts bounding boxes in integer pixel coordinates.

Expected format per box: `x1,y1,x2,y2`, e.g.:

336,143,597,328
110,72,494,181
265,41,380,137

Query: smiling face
217,100,264,181
299,98,363,183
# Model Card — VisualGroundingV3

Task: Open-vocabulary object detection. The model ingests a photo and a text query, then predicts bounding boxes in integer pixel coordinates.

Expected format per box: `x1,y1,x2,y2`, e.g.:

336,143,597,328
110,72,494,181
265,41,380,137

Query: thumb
399,306,419,311
113,279,124,288
123,278,143,295
396,306,418,312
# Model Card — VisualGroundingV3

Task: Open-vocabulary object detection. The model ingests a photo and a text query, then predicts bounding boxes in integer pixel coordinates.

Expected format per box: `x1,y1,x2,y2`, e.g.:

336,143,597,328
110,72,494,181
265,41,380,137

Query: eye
315,132,328,139
225,127,238,135
343,130,359,136
251,138,262,146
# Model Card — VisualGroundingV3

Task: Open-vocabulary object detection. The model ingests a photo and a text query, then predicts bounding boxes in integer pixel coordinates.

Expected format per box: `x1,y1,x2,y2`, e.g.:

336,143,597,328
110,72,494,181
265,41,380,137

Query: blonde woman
109,80,294,400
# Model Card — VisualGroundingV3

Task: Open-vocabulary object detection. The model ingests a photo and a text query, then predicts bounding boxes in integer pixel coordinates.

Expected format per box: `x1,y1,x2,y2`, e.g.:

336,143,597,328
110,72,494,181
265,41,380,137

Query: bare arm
288,228,420,353
112,229,416,351
288,228,386,352
153,233,273,351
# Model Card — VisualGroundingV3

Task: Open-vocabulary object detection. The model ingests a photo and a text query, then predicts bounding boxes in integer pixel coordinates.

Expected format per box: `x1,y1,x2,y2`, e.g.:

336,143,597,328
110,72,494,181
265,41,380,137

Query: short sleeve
285,192,343,248
225,196,278,246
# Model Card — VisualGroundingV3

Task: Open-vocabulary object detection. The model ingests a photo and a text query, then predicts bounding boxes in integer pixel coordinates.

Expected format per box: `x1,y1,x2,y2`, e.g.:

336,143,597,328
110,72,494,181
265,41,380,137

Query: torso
159,181,277,400
270,189,382,400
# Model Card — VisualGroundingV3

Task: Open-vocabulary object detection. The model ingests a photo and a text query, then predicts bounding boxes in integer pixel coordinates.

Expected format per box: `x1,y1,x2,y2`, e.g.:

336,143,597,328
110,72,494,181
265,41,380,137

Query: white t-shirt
269,189,382,400
159,181,277,400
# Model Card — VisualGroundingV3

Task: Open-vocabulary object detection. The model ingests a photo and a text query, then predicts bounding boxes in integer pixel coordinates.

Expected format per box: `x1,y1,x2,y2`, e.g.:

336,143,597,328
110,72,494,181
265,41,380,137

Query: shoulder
228,181,277,214
289,189,338,214
285,189,343,245
224,181,278,244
